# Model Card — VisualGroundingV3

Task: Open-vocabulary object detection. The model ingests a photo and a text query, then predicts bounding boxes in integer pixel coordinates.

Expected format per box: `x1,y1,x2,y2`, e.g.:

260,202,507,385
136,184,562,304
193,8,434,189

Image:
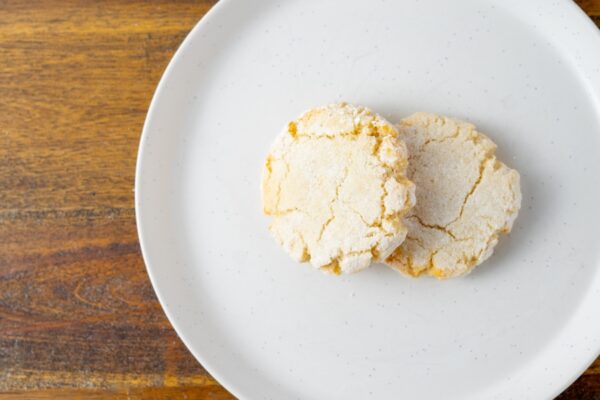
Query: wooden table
0,1,598,399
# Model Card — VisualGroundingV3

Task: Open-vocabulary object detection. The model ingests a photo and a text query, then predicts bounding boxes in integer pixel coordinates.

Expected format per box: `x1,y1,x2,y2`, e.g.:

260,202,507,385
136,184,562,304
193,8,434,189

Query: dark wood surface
0,1,599,399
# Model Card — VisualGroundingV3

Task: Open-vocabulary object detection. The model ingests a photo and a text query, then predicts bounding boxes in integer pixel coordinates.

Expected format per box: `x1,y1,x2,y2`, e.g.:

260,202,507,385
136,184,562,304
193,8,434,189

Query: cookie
262,103,416,274
385,113,521,278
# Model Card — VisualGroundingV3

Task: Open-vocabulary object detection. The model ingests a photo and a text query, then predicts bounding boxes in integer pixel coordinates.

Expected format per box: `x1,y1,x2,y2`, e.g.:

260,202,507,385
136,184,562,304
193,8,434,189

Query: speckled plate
135,1,600,398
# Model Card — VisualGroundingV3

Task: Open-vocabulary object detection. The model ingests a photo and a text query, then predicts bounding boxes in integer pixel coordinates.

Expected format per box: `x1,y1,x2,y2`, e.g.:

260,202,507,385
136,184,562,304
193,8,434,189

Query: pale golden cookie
262,103,415,274
386,113,521,279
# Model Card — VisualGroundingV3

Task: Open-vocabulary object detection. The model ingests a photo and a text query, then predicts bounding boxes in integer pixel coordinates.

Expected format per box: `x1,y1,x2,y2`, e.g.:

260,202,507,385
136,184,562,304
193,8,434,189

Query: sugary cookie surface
385,113,521,278
262,103,415,274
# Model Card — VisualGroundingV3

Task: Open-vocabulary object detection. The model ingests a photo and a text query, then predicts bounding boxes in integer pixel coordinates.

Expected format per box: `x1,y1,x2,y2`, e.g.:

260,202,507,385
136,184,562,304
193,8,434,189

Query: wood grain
0,1,599,399
0,1,231,398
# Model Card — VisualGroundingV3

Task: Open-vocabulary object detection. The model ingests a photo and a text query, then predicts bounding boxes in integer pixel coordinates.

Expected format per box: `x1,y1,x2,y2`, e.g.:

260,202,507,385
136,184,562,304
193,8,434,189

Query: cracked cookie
262,103,416,274
385,112,521,279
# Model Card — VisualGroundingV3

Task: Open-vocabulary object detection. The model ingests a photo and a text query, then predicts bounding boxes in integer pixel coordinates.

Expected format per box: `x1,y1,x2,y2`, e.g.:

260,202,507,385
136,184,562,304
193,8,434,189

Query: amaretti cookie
386,113,521,278
262,103,416,274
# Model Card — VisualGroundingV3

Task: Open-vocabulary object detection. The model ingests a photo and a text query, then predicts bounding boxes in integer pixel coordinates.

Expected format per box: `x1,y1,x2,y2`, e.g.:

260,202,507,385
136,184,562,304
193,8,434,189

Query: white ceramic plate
136,1,600,399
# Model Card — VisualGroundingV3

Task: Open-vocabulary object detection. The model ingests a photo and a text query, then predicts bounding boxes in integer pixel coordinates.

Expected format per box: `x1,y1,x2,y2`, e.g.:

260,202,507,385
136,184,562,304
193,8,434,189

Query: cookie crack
428,248,441,270
268,208,301,217
297,232,310,262
409,215,456,240
274,158,291,213
422,126,460,147
372,133,397,223
445,156,492,231
406,234,425,247
420,126,486,157
341,199,380,229
341,130,394,229
316,165,350,243
477,233,498,259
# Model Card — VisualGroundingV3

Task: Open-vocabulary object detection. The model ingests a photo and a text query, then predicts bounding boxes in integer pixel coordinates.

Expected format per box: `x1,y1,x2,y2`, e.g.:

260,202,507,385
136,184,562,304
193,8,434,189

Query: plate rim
134,0,247,397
